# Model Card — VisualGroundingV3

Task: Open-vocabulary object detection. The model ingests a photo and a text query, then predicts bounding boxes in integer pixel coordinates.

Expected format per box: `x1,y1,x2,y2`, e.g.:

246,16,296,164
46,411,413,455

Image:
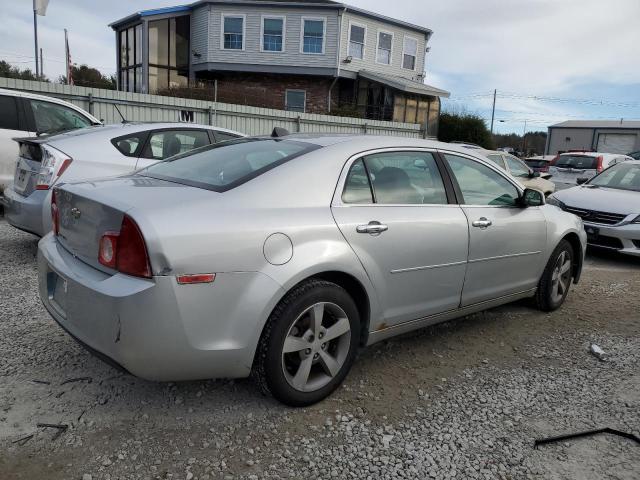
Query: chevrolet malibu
38,135,587,406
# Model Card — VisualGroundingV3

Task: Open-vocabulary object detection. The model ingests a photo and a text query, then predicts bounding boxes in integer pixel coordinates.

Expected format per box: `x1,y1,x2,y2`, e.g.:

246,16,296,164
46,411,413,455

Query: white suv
0,88,100,193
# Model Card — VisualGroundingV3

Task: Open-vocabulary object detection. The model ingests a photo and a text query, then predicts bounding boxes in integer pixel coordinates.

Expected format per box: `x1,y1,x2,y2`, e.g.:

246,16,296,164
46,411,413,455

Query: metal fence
0,77,424,138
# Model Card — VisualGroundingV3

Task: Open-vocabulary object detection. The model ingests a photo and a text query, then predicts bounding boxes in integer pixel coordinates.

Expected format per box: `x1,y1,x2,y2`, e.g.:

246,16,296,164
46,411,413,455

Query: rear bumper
3,186,49,237
38,234,285,381
584,221,640,257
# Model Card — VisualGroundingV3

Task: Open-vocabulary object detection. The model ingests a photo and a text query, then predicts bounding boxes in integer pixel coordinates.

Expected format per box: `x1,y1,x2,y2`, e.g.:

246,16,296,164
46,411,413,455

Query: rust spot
375,322,388,332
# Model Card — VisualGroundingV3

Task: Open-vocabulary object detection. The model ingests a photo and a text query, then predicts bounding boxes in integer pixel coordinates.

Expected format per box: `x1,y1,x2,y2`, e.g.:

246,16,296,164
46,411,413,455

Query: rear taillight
596,155,604,173
51,189,59,236
540,165,549,172
98,215,151,278
36,145,72,190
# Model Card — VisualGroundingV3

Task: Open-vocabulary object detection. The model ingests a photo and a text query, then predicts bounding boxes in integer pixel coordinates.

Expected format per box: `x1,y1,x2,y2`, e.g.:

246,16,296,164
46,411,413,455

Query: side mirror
521,188,544,207
576,177,588,185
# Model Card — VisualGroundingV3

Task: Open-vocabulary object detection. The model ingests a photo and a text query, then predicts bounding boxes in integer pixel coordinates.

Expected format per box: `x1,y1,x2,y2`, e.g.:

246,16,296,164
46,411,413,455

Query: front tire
254,280,360,407
535,239,574,311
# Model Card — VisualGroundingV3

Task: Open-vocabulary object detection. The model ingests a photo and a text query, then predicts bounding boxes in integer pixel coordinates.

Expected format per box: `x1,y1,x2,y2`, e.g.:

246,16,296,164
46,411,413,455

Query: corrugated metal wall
0,77,423,138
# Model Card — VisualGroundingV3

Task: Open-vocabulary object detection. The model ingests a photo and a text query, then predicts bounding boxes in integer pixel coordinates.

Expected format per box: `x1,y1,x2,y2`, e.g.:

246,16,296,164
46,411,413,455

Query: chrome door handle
356,221,388,235
472,217,492,229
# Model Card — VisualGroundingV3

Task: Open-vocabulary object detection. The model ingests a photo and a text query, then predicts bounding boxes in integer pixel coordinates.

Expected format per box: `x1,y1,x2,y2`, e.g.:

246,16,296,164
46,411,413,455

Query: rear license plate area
47,270,68,317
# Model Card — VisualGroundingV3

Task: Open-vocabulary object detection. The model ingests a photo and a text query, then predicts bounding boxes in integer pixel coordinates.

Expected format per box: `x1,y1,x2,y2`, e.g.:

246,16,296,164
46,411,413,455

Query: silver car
548,152,633,190
38,135,586,406
548,160,640,257
3,122,243,236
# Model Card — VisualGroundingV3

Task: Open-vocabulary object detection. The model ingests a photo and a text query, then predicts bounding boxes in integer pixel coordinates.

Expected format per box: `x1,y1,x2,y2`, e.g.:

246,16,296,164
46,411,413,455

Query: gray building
110,0,449,134
546,120,640,155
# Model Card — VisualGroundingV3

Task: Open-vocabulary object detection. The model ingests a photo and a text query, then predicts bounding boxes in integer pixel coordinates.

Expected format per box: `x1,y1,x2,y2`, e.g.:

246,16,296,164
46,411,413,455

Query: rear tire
253,280,360,407
535,239,574,312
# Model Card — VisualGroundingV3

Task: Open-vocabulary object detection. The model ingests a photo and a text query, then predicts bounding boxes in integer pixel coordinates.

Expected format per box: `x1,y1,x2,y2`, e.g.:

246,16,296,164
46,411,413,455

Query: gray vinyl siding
339,12,427,79
204,6,339,69
191,6,210,65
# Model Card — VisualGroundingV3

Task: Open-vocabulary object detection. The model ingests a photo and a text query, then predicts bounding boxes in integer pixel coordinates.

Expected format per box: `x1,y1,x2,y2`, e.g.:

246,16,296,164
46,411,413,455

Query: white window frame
285,89,306,113
300,16,327,55
220,13,246,51
347,21,367,60
402,35,418,71
375,29,394,66
260,15,286,53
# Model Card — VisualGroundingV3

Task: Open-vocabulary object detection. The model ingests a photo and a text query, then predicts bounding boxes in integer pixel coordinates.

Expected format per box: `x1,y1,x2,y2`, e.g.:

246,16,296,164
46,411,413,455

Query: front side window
377,31,393,65
348,24,365,59
402,36,418,70
223,15,244,50
342,152,447,205
302,19,325,54
263,17,284,52
445,154,520,206
142,130,212,160
504,155,531,178
29,100,91,135
285,90,306,113
142,138,320,192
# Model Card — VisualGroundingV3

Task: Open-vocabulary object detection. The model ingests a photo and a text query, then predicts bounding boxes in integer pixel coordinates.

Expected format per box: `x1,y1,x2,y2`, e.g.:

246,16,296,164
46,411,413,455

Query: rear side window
342,151,448,205
555,155,597,169
113,134,145,156
142,130,211,160
29,99,91,134
504,155,530,177
0,95,19,130
142,138,319,192
486,154,505,169
214,131,240,143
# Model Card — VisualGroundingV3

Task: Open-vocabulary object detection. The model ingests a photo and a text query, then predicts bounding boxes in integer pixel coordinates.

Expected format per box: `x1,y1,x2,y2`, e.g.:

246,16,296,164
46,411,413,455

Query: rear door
135,129,213,169
331,149,469,327
0,95,33,191
441,152,546,306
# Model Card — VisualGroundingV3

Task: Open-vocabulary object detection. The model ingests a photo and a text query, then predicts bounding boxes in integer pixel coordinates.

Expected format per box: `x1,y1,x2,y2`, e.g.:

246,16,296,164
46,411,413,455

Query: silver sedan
38,135,586,406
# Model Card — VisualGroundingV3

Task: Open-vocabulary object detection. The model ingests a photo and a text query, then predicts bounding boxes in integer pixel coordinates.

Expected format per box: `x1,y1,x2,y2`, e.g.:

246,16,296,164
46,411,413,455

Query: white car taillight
36,145,72,190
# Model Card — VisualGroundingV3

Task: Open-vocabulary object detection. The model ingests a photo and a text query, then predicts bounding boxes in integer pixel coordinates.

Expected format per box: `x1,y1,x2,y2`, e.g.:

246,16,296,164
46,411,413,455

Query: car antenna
271,127,290,138
113,104,128,123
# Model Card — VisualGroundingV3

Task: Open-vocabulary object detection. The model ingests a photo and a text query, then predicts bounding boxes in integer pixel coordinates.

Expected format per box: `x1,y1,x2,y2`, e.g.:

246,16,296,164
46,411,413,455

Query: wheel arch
562,231,584,284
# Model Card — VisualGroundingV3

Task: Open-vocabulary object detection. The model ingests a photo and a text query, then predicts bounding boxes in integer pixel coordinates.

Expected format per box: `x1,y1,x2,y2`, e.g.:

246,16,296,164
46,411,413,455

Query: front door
332,150,469,327
441,152,546,306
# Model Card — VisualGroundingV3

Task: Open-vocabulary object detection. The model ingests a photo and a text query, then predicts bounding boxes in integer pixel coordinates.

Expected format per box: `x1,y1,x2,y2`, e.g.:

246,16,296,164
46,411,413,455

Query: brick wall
196,72,341,114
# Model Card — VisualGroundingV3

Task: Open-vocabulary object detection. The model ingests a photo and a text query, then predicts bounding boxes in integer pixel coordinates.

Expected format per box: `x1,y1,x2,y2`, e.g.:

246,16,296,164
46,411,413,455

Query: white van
0,88,100,193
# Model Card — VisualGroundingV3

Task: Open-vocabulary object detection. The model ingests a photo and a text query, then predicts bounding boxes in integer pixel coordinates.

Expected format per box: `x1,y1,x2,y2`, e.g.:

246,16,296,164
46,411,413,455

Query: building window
348,23,365,59
285,90,306,113
119,24,142,92
222,15,244,50
301,18,325,54
403,36,418,70
148,16,190,94
262,16,284,52
376,31,393,65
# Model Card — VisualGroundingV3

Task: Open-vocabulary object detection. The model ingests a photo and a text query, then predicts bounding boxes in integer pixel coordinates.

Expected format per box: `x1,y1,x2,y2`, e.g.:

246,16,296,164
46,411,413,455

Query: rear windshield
555,155,597,169
141,138,320,192
525,160,547,168
589,163,640,192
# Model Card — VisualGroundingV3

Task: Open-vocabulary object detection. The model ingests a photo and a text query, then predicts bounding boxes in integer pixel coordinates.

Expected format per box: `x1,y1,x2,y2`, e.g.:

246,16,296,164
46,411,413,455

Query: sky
1,0,639,135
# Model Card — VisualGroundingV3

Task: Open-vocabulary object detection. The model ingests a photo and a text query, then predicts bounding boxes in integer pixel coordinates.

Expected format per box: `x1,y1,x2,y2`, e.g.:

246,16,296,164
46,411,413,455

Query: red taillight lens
596,155,604,172
51,190,59,236
36,145,72,190
550,154,560,166
98,215,151,278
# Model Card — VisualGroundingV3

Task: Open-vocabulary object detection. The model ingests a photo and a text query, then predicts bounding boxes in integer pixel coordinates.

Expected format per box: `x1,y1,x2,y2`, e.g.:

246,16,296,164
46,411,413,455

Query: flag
34,0,49,16
65,29,73,86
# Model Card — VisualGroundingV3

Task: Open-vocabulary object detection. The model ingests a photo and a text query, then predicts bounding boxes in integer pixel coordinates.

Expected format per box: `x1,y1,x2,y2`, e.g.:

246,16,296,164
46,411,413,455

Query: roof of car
0,88,100,124
559,151,631,159
38,122,244,143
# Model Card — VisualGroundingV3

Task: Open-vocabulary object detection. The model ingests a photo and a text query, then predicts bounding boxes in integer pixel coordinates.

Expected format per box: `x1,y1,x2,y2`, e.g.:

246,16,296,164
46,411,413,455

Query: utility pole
490,89,497,134
40,48,43,79
33,0,39,76
521,120,528,155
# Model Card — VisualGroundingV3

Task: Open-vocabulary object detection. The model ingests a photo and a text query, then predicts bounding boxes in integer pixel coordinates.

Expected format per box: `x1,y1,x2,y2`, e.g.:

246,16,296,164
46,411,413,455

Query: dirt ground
0,219,639,479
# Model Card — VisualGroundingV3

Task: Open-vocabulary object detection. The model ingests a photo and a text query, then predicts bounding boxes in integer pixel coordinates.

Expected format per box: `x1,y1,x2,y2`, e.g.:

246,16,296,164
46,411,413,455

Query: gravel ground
0,218,639,480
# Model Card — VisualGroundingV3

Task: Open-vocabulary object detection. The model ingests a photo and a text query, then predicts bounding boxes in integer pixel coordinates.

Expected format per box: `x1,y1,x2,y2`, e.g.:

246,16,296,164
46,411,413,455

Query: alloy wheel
281,302,352,393
550,250,572,304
